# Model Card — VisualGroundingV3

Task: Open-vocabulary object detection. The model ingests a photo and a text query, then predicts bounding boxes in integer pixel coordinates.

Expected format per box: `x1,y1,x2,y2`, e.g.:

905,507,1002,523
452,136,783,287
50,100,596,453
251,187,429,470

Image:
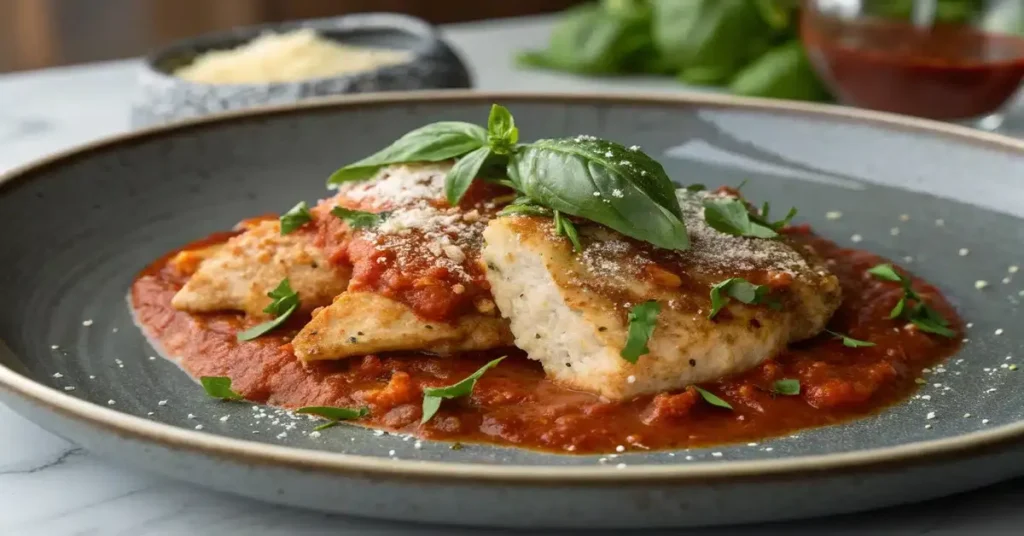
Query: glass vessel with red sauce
801,0,1024,129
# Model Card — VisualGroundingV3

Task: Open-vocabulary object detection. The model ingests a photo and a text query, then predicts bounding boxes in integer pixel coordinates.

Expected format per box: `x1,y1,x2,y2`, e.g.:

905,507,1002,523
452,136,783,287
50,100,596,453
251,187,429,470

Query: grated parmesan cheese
175,29,412,84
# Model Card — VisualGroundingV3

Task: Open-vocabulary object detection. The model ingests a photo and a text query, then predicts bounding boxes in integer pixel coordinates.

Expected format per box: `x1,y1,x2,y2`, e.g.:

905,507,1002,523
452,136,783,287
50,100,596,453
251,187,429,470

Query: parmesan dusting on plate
175,29,412,84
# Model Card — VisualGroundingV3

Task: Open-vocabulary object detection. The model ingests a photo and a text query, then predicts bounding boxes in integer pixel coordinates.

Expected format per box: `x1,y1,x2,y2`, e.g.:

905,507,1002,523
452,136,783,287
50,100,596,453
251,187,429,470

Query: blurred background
0,0,586,73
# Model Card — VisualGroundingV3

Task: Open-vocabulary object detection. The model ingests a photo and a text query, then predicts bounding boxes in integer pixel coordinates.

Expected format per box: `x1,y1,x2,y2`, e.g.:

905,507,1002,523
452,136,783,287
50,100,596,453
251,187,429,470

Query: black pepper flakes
598,326,608,332
689,359,697,367
348,336,358,343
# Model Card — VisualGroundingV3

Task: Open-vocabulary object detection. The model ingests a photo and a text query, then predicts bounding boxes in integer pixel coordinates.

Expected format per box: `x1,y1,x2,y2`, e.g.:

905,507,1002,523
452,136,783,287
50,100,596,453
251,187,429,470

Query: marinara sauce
132,229,961,454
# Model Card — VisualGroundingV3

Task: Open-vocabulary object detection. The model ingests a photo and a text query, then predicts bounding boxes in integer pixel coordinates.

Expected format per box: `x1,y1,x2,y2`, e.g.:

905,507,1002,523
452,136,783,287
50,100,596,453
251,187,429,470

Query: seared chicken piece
292,292,512,360
482,189,841,400
291,163,515,359
171,220,349,317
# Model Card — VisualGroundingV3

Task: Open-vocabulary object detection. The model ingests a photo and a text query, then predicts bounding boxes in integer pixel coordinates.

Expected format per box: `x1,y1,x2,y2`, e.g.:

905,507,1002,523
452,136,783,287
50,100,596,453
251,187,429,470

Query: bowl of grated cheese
133,13,472,127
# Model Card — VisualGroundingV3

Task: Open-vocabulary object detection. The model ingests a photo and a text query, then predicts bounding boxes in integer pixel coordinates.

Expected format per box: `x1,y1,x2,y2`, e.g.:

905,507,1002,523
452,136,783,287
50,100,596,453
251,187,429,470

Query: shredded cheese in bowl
174,29,413,84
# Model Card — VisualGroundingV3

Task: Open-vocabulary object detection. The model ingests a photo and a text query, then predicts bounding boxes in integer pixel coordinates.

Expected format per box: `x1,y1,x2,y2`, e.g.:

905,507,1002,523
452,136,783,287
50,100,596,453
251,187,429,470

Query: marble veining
1,14,1024,535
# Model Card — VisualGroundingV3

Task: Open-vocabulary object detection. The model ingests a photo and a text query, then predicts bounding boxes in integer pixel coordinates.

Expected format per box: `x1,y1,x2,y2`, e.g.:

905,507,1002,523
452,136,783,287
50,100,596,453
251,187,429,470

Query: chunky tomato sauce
132,231,961,454
312,180,509,322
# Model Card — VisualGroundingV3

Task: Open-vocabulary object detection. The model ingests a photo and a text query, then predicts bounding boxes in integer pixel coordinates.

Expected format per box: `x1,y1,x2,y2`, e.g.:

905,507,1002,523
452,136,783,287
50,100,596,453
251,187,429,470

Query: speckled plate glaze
1,92,1023,529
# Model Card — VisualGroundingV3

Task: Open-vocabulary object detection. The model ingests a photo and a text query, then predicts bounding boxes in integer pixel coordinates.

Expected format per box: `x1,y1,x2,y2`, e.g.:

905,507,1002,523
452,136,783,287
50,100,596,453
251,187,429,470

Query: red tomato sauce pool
131,231,962,454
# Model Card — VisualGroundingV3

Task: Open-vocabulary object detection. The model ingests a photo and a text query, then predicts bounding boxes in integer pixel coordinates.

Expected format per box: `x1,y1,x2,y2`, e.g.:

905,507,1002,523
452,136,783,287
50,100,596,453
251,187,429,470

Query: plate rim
2,89,1024,485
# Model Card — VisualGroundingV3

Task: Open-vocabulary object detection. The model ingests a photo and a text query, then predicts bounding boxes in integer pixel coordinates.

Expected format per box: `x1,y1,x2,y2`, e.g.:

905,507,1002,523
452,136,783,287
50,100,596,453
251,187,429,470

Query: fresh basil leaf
517,3,654,75
279,201,312,235
703,197,778,238
620,300,660,363
263,278,299,316
237,279,300,341
237,303,297,341
826,330,876,348
444,146,492,206
421,396,443,424
200,376,243,401
421,357,506,424
708,278,775,319
730,40,831,101
554,210,583,253
652,0,783,83
330,206,387,229
296,405,369,429
487,104,518,153
328,122,486,185
694,386,733,410
509,137,688,251
772,378,801,396
867,264,902,282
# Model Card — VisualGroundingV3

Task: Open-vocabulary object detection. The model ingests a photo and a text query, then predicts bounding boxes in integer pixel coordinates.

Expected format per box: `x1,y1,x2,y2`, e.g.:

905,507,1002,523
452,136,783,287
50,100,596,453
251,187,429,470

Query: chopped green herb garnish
200,376,243,401
237,278,299,341
868,263,954,338
421,357,505,424
703,197,778,238
498,203,552,218
908,303,956,337
708,277,779,319
330,206,388,229
296,406,369,431
771,378,801,396
686,183,706,192
279,201,313,235
620,300,660,363
867,263,902,282
750,202,798,232
694,386,733,410
826,330,876,348
553,210,583,252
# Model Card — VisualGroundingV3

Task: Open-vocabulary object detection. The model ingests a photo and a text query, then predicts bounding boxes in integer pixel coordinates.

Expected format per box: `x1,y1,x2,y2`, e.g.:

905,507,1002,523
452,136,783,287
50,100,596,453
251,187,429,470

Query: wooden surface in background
0,0,583,73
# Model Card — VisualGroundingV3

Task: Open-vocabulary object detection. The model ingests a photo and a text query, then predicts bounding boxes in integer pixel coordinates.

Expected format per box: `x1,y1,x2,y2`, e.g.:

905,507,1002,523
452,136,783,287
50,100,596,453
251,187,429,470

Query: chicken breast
292,292,512,361
291,162,516,360
171,220,349,317
482,189,841,400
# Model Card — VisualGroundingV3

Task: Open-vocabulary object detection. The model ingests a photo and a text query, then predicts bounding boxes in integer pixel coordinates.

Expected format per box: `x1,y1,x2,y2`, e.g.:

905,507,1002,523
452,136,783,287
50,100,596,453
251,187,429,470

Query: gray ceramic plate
1,92,1023,529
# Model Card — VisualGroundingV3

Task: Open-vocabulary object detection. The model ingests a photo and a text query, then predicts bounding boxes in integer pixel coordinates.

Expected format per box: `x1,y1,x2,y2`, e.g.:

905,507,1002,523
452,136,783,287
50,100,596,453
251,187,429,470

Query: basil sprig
621,300,660,363
329,104,521,207
421,357,505,424
708,277,780,319
200,376,244,401
867,264,955,338
508,136,688,250
331,103,689,251
236,278,300,341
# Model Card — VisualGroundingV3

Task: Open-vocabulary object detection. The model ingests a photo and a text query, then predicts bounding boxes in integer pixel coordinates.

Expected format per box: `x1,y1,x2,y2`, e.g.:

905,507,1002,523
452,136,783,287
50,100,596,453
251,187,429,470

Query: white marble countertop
2,14,1024,536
